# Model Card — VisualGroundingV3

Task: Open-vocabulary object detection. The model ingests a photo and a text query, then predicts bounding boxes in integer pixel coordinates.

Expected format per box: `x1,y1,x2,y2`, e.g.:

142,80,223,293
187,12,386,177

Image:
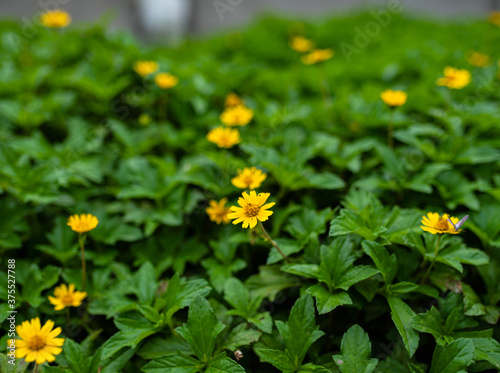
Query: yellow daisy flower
206,198,231,224
290,36,314,53
436,67,471,89
301,48,334,65
231,167,267,190
489,10,500,27
133,60,159,77
40,10,71,28
380,89,407,107
16,318,65,364
154,73,179,89
48,284,87,311
466,50,491,68
225,93,244,107
227,191,275,229
206,126,241,148
67,214,99,233
420,212,461,235
220,105,254,126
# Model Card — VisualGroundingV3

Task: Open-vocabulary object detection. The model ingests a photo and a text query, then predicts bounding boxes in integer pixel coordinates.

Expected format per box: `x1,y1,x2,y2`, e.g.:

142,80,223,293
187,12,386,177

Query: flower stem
420,234,441,285
33,363,39,373
258,221,290,263
78,234,87,291
388,109,395,149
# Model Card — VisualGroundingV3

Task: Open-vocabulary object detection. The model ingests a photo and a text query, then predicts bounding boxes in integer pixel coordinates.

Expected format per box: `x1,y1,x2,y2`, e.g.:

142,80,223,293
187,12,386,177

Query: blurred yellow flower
227,191,275,229
301,48,334,65
466,50,491,68
67,214,99,233
220,105,254,126
206,126,241,148
231,167,267,190
225,92,244,107
436,66,471,89
40,10,71,28
488,10,500,27
420,212,461,235
48,284,87,311
380,89,407,107
206,198,231,224
155,72,179,89
133,60,159,76
290,36,314,53
16,318,65,364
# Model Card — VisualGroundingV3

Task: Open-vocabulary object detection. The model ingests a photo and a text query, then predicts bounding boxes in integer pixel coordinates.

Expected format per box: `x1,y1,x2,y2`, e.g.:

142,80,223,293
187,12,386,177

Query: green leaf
176,296,226,363
245,265,298,302
388,282,420,295
306,284,352,314
206,355,245,373
332,324,378,373
362,241,397,284
429,338,474,373
297,363,332,373
469,337,500,368
134,261,157,305
387,296,419,357
254,348,295,371
275,295,325,369
411,307,446,345
64,338,88,373
21,264,61,307
224,277,262,318
141,352,202,373
221,323,261,351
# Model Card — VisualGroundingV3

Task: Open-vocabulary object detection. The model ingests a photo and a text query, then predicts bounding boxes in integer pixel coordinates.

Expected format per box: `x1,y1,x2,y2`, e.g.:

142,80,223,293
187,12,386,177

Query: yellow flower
40,10,71,28
133,60,159,77
220,105,254,126
227,191,275,229
16,318,65,364
67,214,99,233
489,10,500,27
290,36,314,53
231,167,267,190
225,93,244,107
301,48,334,65
154,73,179,89
139,113,151,126
206,126,241,148
206,198,231,224
466,50,491,68
48,284,87,311
436,67,471,89
380,89,407,107
420,212,461,235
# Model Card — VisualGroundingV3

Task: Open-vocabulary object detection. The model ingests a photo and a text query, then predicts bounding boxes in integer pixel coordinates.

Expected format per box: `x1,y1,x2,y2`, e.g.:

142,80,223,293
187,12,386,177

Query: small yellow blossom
139,113,151,126
206,198,231,224
133,60,159,77
301,48,334,65
40,10,71,28
380,89,407,107
220,105,254,126
227,191,275,229
489,10,500,27
436,67,471,89
206,126,241,148
466,50,491,68
67,214,99,233
15,318,65,364
420,212,461,235
290,36,314,53
154,73,179,89
48,284,87,311
231,167,267,190
225,93,244,107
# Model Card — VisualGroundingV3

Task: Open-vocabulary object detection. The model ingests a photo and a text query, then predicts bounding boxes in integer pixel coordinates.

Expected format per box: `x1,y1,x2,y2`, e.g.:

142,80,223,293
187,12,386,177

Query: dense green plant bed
1,9,500,373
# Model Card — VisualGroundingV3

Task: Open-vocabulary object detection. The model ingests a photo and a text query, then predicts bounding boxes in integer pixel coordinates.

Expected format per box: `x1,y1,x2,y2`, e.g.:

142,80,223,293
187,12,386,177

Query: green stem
388,109,395,149
33,363,39,373
420,234,441,285
78,234,87,291
316,64,330,109
259,221,290,263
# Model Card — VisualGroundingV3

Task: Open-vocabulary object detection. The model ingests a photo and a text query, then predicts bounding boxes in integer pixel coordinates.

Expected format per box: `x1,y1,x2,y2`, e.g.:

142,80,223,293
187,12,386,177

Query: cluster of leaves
1,9,500,373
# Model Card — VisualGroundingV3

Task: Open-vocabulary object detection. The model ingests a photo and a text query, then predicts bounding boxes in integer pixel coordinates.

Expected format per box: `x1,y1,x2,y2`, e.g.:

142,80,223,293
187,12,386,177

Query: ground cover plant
1,7,500,373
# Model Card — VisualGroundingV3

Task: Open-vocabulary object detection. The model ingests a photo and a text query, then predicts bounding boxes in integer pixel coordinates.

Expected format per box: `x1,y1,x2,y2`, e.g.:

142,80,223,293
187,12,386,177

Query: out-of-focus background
1,0,500,39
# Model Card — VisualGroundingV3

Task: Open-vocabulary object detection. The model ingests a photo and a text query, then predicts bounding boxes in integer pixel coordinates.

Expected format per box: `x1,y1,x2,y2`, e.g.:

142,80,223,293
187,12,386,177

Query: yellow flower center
436,218,449,231
244,203,260,217
29,336,46,351
61,294,74,304
243,175,254,186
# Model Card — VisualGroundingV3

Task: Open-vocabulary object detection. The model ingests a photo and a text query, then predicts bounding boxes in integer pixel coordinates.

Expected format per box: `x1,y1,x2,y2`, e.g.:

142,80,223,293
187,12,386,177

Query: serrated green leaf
306,284,352,314
429,338,474,373
141,352,202,373
387,296,419,357
332,324,378,373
